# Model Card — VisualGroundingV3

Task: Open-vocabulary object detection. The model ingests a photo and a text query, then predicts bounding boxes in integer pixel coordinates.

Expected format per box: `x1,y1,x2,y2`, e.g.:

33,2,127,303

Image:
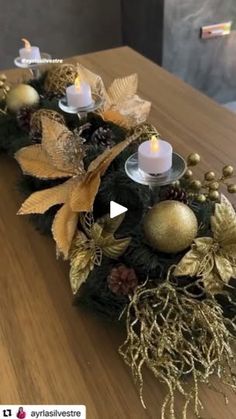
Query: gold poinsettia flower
16,117,147,258
76,64,151,127
175,195,236,294
69,212,131,294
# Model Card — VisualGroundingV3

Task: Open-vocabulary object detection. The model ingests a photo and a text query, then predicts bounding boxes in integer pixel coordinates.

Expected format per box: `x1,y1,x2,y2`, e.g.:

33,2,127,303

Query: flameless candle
19,38,41,61
66,76,93,108
138,136,173,174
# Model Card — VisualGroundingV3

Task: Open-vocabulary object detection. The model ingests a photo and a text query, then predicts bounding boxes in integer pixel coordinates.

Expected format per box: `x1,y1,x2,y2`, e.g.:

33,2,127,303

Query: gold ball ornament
0,74,7,82
227,184,236,194
44,63,78,96
6,84,39,112
190,179,202,190
223,165,234,178
143,200,198,254
204,171,215,181
209,190,220,201
209,181,219,191
187,153,201,166
184,169,193,179
196,194,206,203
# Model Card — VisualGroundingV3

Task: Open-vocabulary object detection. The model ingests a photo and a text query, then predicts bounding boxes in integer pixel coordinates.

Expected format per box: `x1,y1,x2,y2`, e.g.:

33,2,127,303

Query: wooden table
1,47,236,419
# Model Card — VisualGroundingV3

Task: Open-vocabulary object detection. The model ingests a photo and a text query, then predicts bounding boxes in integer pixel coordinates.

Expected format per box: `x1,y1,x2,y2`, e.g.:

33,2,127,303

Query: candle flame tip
150,135,159,152
21,38,31,49
74,75,81,90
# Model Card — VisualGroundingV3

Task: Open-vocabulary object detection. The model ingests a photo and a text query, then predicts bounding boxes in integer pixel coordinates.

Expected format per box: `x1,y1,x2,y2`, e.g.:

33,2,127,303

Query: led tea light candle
19,38,41,62
138,135,173,174
66,76,93,108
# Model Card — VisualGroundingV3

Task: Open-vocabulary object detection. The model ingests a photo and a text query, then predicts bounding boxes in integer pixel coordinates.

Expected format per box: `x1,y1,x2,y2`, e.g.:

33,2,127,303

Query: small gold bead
204,171,215,181
190,180,202,190
209,181,219,191
227,184,236,194
5,85,10,92
184,169,193,179
172,180,180,187
209,190,220,201
0,74,7,82
223,165,234,177
187,153,201,166
196,194,206,203
0,81,4,88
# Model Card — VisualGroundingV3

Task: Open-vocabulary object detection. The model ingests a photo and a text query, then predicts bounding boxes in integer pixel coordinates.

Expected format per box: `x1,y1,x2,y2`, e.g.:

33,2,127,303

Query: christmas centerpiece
1,59,236,418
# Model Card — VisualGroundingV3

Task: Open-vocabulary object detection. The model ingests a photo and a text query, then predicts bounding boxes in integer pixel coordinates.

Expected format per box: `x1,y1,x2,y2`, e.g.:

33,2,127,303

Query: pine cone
107,264,138,296
91,126,115,148
16,106,35,132
164,186,188,204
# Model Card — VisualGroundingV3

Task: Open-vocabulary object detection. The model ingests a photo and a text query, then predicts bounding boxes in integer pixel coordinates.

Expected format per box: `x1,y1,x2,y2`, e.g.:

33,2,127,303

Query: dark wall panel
0,0,122,69
121,0,164,64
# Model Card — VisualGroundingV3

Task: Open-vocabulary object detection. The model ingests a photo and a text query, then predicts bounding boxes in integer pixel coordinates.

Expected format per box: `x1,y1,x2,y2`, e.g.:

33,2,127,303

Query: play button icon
110,201,128,219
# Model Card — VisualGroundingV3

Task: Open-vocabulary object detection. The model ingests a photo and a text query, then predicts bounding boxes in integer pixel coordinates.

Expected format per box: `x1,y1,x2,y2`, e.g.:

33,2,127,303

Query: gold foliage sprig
175,194,236,294
182,153,236,202
119,273,236,419
69,213,131,294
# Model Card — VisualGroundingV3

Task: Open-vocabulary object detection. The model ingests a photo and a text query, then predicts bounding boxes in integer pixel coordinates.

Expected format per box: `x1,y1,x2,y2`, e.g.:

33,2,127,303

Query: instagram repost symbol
16,408,26,419
3,409,12,417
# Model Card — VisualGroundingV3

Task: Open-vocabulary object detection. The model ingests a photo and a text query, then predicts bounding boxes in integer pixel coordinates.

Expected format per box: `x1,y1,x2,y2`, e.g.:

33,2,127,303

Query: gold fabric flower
16,117,146,258
75,64,151,127
175,195,236,294
69,213,131,294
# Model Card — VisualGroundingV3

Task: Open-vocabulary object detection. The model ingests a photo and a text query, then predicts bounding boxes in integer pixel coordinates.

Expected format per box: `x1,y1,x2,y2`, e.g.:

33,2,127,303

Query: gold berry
184,169,193,179
0,81,4,88
172,180,180,188
187,153,201,166
204,171,215,181
209,190,220,201
0,74,6,82
209,181,219,191
196,194,206,203
5,86,10,92
227,184,236,194
223,165,234,177
190,180,202,190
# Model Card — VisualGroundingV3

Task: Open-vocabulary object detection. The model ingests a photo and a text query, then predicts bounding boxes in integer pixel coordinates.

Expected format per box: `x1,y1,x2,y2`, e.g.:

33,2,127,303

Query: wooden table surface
1,47,236,419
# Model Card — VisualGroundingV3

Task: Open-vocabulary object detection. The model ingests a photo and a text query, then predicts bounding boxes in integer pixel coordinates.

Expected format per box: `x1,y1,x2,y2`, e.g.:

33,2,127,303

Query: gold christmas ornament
204,171,215,181
190,179,202,190
44,63,78,96
209,190,220,201
175,195,236,294
187,153,200,166
223,165,234,177
196,193,206,203
227,184,236,194
30,108,65,136
6,84,39,112
143,200,198,253
209,181,219,190
184,168,193,179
